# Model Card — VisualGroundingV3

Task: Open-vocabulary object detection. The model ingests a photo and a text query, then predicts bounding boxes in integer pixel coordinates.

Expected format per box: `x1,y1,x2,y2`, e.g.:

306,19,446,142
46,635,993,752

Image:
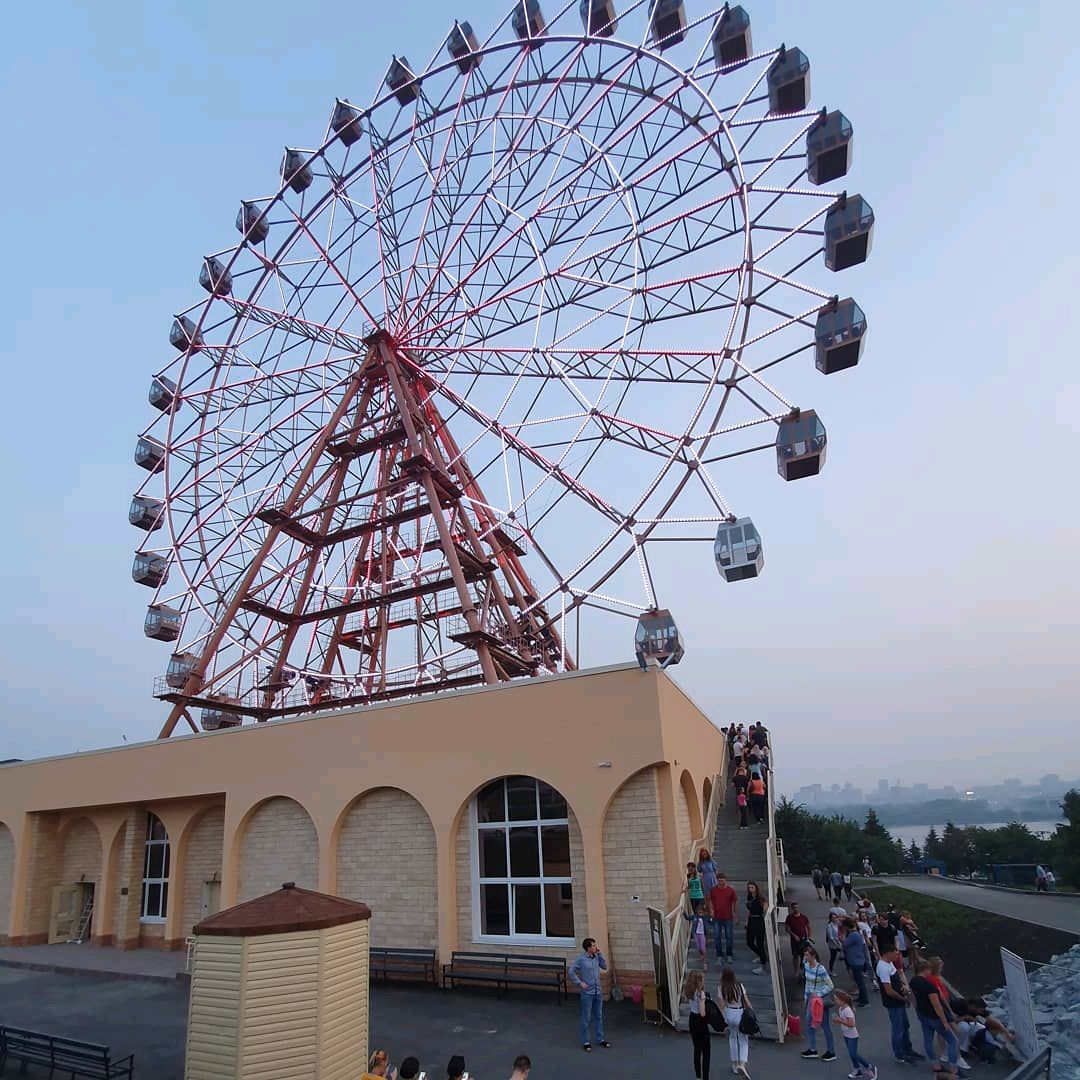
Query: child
737,790,749,829
832,989,877,1079
684,902,708,970
685,862,705,912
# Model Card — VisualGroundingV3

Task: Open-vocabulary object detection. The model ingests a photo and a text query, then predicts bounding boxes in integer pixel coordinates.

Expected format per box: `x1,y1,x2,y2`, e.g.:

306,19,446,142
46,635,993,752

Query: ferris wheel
130,0,874,736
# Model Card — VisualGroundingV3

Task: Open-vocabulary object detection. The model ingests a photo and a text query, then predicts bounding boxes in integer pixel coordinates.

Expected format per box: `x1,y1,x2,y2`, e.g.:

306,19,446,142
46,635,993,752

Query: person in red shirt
709,874,740,962
785,901,813,974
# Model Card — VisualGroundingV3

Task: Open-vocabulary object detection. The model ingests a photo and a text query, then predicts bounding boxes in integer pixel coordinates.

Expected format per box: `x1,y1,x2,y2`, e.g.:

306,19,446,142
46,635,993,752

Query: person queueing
826,912,843,974
910,959,959,1076
800,944,838,1061
812,866,825,900
684,862,706,913
748,774,767,824
784,900,812,975
710,873,740,964
509,1056,531,1080
686,970,713,1080
745,880,769,974
363,1050,398,1080
833,989,878,1079
841,917,871,1006
569,937,611,1052
720,965,752,1080
685,902,710,972
877,946,921,1065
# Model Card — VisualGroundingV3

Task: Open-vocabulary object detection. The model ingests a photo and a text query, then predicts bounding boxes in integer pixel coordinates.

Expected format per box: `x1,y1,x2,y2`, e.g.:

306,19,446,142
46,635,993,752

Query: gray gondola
166,651,199,690
824,194,874,271
512,0,545,40
649,0,687,49
714,517,764,582
580,0,617,36
282,149,314,194
133,552,169,588
634,608,685,671
169,315,202,353
386,57,419,105
235,201,269,244
448,22,481,72
331,100,364,146
815,298,866,374
767,46,810,114
776,409,826,481
806,110,852,185
713,5,751,65
201,698,242,731
149,376,178,413
199,256,232,297
130,495,165,532
135,435,166,474
144,604,182,641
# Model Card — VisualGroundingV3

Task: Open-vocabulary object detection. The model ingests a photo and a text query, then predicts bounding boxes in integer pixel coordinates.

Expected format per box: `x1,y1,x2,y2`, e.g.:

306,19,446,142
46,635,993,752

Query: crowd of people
726,723,771,827
361,1051,533,1080
785,887,1016,1079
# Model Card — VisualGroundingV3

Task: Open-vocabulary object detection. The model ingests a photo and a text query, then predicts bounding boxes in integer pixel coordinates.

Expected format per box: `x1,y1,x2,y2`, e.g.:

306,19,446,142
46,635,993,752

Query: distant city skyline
785,773,1078,808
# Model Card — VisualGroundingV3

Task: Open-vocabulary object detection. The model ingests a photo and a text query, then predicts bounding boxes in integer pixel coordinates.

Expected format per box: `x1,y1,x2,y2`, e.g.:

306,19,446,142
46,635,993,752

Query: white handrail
663,750,728,1024
763,735,790,1041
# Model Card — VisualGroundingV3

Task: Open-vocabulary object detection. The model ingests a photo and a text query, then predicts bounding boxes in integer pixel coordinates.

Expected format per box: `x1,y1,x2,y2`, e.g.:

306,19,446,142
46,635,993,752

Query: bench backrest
0,1027,111,1073
370,947,436,959
450,951,566,971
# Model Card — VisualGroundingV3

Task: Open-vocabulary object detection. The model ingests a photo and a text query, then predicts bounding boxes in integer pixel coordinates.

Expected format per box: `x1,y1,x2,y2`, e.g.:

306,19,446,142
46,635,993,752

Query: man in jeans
841,917,871,1006
877,946,922,1064
569,937,611,1052
709,873,739,962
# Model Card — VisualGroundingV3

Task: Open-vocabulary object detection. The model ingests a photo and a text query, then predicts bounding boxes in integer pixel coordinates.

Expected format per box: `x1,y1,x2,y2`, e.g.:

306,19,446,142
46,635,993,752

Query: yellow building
0,664,722,990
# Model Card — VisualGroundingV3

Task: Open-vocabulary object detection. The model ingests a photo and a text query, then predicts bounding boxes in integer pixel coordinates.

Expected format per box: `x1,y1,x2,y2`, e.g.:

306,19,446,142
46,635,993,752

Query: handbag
705,995,727,1033
737,987,760,1035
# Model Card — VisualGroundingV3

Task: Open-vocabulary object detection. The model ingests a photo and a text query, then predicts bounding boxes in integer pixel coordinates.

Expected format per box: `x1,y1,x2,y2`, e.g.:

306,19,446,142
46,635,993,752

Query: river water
888,820,1063,850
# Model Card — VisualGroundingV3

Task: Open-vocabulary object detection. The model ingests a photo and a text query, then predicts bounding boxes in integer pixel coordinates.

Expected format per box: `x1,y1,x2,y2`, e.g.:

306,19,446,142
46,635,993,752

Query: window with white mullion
140,813,170,922
472,776,575,943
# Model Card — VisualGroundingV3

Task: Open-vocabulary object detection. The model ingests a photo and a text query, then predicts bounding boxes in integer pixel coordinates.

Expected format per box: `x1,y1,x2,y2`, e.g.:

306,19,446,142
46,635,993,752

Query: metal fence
1004,1047,1051,1080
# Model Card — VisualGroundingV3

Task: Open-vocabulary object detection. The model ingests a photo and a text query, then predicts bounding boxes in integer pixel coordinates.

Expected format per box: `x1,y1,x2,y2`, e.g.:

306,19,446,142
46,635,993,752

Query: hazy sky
1,1,1077,792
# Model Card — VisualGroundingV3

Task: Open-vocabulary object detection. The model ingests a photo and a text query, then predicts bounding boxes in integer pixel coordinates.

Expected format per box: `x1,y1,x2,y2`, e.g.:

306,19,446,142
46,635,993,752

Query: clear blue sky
1,0,1077,791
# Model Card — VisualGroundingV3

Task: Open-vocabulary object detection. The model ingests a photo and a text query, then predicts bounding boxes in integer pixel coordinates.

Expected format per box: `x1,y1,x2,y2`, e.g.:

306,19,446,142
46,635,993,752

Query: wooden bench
0,1025,134,1078
369,947,438,986
441,951,567,1002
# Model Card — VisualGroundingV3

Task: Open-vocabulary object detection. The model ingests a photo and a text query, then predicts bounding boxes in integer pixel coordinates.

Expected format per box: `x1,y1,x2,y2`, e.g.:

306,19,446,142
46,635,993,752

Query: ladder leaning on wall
69,891,94,944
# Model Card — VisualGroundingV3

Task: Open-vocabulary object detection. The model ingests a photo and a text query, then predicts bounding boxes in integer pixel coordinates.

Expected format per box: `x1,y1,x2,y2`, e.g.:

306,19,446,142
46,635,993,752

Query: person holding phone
569,937,611,1052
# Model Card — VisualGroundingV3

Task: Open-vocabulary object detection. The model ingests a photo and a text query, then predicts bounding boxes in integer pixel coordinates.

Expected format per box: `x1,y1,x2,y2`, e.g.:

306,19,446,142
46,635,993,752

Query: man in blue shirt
841,917,870,1005
569,937,611,1051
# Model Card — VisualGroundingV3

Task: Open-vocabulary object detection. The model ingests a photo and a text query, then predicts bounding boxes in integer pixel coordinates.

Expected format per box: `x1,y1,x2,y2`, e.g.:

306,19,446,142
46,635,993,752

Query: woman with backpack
720,965,753,1079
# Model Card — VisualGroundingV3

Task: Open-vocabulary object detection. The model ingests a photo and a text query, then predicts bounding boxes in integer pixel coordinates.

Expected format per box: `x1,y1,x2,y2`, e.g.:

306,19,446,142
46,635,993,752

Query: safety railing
1004,1047,1051,1080
662,746,728,1026
763,735,790,1041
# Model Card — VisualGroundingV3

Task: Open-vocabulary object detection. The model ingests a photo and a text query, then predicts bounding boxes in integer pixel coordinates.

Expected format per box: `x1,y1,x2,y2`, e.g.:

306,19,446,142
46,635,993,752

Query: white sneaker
957,1058,971,1072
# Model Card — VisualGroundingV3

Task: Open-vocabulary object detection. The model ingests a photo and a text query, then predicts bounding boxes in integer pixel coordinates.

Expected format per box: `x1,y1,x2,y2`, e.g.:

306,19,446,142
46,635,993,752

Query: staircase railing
662,746,728,1024
763,734,790,1041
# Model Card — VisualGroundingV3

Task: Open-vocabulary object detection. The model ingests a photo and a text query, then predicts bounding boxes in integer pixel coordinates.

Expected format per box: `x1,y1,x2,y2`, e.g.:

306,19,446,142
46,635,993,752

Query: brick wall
453,800,589,969
335,788,437,949
23,816,59,942
238,798,318,901
181,807,225,937
113,810,149,948
61,817,102,884
0,823,13,944
602,766,667,976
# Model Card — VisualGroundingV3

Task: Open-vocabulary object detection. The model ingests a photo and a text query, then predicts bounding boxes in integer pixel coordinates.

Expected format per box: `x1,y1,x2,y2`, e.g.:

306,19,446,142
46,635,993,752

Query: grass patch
857,884,1079,996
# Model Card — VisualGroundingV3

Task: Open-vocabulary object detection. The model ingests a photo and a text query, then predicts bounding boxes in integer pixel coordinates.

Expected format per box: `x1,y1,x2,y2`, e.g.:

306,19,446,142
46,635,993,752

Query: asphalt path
874,876,1080,935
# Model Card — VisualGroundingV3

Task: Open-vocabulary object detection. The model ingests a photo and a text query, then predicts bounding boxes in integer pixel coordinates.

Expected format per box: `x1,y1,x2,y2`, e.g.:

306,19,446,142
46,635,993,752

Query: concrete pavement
876,876,1080,936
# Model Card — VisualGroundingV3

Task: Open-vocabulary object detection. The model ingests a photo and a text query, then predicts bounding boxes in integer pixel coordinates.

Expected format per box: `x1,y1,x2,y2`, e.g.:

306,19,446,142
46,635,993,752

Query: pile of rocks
982,942,1080,1080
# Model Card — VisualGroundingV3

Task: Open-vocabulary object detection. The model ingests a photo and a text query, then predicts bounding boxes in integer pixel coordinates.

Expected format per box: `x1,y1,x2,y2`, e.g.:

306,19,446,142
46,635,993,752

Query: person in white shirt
832,989,877,1079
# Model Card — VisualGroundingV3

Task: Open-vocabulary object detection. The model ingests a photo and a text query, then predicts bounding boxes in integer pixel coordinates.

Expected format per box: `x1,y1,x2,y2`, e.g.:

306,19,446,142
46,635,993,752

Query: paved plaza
0,878,1022,1080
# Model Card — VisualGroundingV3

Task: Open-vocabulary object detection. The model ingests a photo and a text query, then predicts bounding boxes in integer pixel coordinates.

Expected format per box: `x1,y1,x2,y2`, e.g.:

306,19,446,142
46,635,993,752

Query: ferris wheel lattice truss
129,0,876,737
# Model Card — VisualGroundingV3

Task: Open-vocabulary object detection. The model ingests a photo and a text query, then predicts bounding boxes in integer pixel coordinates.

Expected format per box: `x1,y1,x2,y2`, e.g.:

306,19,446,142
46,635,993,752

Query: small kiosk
185,882,370,1080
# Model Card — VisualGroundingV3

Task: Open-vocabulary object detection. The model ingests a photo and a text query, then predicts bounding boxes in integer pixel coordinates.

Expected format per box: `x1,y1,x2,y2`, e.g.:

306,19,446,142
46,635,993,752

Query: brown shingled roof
193,882,371,937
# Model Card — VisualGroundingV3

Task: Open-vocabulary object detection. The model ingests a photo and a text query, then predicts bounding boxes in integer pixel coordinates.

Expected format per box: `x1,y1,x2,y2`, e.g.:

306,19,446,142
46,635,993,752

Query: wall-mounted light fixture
597,760,612,768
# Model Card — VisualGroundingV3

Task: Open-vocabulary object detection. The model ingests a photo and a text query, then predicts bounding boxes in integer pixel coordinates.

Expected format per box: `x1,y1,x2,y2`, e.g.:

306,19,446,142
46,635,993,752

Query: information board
1000,947,1039,1061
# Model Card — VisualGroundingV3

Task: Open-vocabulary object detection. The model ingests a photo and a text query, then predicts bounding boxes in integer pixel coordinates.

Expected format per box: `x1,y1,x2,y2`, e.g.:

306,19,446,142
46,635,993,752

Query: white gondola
634,608,685,670
135,436,166,474
130,496,165,531
776,409,826,480
166,652,199,690
133,552,168,588
714,518,764,581
144,604,181,641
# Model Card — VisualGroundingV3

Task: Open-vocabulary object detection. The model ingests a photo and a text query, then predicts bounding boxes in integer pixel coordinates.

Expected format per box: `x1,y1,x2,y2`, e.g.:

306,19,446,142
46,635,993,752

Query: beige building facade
0,664,722,989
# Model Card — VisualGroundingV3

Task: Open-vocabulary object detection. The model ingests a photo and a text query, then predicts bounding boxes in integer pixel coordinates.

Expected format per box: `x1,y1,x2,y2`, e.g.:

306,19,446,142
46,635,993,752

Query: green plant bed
857,884,1079,996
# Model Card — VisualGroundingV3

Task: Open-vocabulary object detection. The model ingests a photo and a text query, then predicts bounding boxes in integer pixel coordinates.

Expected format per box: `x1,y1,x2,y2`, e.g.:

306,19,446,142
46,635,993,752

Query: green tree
940,822,977,875
863,807,891,840
905,841,921,870
1052,790,1080,887
924,827,943,860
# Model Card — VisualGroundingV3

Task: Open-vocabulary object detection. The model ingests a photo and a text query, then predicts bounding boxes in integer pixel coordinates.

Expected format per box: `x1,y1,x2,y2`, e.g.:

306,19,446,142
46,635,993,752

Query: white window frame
140,813,170,924
469,777,575,946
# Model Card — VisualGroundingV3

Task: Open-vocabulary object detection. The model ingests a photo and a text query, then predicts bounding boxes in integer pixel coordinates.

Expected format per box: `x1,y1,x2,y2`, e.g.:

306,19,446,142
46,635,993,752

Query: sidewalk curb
0,957,187,986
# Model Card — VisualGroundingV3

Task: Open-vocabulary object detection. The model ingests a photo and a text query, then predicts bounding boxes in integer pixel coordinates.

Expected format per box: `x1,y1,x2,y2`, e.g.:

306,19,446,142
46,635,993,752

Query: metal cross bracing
131,0,874,735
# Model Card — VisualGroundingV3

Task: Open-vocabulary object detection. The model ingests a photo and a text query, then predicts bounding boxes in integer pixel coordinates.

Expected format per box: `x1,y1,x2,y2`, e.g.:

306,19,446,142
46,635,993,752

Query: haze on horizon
1,0,1077,791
